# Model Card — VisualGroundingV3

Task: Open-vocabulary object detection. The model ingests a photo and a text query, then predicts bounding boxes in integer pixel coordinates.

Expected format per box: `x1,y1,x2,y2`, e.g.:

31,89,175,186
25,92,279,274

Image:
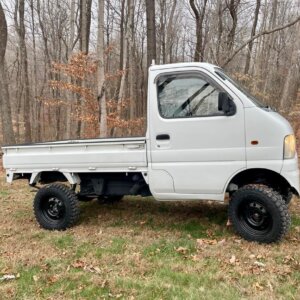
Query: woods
0,0,299,144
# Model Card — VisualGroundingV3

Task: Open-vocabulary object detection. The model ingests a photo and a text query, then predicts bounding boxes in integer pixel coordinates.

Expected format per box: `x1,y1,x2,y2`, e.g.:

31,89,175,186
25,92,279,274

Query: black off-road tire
229,184,290,243
34,183,80,230
283,190,293,205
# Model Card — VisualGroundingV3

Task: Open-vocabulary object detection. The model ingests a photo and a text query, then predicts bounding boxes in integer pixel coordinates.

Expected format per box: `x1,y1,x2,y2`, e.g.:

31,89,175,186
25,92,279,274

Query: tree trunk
280,24,300,111
80,0,92,54
128,0,135,120
226,0,240,57
189,0,208,62
15,0,32,143
0,3,15,145
216,0,224,64
244,0,261,74
166,0,177,63
146,0,156,67
97,0,107,137
66,0,76,139
30,0,40,141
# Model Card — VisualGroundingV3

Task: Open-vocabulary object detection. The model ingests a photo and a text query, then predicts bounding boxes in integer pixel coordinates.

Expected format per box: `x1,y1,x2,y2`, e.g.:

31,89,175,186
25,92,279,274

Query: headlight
284,134,296,159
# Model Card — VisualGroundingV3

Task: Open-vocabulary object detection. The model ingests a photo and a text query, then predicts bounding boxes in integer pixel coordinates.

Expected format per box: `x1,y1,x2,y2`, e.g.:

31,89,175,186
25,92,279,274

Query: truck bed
2,137,147,174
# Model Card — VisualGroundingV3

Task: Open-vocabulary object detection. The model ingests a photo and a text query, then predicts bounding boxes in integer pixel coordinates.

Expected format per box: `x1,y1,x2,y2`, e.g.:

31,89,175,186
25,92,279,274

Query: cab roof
149,62,219,73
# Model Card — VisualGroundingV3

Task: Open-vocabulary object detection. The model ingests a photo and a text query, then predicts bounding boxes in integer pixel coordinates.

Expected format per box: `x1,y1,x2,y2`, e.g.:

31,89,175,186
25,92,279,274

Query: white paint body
2,63,300,201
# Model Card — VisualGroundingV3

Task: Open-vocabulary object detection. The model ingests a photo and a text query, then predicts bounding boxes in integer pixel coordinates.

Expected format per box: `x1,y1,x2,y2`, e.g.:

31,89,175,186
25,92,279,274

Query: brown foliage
46,52,145,139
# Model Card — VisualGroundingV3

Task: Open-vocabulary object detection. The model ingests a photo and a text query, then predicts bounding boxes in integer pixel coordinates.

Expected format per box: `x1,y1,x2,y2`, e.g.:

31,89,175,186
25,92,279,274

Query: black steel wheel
229,184,290,243
34,183,80,230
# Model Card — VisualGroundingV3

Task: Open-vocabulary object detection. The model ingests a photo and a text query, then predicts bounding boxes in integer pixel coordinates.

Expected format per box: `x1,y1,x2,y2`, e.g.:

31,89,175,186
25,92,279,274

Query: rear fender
29,172,81,185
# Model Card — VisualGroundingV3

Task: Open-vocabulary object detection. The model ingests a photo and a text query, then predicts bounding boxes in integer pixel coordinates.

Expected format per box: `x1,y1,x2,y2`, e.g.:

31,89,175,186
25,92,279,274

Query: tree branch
189,0,200,20
222,15,300,67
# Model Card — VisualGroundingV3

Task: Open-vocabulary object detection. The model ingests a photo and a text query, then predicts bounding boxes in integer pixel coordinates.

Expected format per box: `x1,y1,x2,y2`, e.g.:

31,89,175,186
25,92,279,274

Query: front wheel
34,183,80,230
228,184,290,243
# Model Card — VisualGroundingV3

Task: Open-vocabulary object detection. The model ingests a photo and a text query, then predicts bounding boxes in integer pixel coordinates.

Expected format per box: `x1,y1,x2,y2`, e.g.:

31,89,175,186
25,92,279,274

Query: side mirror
218,92,236,116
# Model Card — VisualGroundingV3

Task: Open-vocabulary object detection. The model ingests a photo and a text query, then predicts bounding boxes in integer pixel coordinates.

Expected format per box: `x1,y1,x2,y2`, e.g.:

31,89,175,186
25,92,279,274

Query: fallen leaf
0,274,17,282
196,239,217,247
254,261,266,268
84,265,101,274
101,279,108,288
47,275,58,284
196,239,205,248
33,275,39,282
229,255,236,264
267,281,273,292
176,247,188,255
254,282,264,291
191,254,201,261
72,260,85,269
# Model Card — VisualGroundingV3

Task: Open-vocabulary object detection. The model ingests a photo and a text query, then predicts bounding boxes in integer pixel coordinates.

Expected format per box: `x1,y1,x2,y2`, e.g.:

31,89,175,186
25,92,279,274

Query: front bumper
281,156,300,196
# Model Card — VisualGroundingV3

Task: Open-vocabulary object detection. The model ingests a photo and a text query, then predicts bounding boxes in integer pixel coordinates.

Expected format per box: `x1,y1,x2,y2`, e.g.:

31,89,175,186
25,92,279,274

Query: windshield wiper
158,76,177,93
172,83,209,117
190,88,216,115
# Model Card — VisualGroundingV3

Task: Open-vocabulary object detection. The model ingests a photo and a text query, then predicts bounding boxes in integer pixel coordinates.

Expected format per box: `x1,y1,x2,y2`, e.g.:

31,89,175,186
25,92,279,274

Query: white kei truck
2,62,299,243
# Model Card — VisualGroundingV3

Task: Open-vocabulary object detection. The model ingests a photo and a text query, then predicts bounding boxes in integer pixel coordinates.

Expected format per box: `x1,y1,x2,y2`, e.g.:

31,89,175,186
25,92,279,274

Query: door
148,69,246,197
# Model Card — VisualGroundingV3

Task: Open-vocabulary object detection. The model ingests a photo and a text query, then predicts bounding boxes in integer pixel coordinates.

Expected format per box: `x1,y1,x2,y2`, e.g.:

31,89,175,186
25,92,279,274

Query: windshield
214,67,266,108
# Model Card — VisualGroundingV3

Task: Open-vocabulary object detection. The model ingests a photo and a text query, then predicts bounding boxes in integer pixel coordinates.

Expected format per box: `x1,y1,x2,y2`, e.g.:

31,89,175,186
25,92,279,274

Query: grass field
0,176,300,300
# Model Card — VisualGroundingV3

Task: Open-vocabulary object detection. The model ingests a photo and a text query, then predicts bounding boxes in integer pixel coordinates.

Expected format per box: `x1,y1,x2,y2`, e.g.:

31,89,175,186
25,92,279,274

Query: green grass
143,238,196,260
291,215,300,226
1,178,300,299
116,264,241,300
52,234,75,249
95,237,127,258
13,264,110,300
0,190,9,197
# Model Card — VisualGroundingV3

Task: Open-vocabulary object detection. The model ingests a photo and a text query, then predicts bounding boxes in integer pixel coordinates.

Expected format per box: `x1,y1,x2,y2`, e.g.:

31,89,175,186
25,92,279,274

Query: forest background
0,0,299,146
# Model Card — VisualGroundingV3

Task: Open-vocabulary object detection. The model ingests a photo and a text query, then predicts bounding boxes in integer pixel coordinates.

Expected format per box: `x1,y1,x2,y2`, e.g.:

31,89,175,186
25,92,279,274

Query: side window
157,73,230,118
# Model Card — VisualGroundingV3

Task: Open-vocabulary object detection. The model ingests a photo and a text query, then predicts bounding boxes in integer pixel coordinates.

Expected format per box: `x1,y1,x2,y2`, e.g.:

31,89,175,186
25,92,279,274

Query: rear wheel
229,184,290,243
34,183,80,230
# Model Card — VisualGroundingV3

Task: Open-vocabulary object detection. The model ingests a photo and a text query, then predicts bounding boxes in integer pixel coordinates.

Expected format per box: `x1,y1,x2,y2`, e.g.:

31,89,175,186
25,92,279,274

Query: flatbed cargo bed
2,137,147,176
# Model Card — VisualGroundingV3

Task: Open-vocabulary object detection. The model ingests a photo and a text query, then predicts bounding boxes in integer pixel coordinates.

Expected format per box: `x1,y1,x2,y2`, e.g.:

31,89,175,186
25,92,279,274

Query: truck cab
147,63,299,201
2,62,299,243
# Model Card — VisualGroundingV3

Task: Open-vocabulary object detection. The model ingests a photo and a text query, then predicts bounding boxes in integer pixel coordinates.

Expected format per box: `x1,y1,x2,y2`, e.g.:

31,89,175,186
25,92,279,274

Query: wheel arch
225,168,295,197
30,171,81,186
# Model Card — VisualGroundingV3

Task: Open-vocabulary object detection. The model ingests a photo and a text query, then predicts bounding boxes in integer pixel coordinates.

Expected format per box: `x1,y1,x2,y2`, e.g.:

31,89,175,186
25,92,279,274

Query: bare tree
222,14,300,67
189,0,208,62
244,0,261,74
80,0,92,54
0,0,300,143
97,0,107,137
14,0,32,142
226,0,241,56
145,0,156,67
0,2,15,145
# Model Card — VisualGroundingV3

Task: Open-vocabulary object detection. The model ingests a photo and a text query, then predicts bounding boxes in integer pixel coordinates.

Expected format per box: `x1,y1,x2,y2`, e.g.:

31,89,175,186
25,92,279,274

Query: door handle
156,134,170,140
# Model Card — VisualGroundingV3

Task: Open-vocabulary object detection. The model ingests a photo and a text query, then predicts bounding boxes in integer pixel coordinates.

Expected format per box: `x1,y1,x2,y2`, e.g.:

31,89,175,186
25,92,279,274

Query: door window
157,73,228,118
